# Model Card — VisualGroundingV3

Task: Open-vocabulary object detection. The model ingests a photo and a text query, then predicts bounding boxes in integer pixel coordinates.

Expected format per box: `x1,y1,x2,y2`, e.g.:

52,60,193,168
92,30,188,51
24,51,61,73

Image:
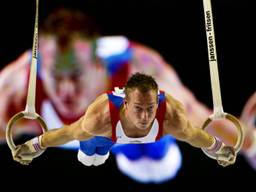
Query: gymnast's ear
124,98,128,108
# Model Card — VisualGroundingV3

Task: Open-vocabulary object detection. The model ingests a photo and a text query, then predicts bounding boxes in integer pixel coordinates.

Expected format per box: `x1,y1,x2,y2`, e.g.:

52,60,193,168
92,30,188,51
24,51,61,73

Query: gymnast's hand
12,136,44,165
13,144,33,165
216,145,236,167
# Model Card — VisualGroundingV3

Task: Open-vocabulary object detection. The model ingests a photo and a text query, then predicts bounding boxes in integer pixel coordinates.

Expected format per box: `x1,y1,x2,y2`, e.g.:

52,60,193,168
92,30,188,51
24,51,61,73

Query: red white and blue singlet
79,88,178,159
80,88,167,156
79,88,182,183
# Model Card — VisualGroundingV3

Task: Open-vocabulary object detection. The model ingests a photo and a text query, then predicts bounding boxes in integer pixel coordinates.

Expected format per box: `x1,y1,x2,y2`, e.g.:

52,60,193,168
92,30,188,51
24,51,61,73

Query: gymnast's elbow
69,117,94,141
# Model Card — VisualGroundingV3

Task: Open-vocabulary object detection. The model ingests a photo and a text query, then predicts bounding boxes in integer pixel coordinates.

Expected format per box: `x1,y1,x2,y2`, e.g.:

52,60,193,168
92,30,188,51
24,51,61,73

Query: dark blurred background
0,0,255,190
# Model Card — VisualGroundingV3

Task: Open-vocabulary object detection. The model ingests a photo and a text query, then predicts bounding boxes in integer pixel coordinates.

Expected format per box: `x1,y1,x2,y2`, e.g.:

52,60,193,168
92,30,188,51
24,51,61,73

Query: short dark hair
124,73,158,99
41,8,100,76
41,8,100,51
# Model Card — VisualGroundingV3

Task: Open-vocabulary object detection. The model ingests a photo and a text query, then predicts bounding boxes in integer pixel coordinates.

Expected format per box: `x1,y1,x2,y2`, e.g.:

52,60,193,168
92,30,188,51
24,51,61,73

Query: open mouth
62,100,76,108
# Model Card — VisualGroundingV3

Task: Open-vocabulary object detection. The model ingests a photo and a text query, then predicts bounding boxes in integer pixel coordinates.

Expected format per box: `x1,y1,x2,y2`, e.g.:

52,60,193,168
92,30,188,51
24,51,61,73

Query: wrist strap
31,135,45,152
206,136,223,153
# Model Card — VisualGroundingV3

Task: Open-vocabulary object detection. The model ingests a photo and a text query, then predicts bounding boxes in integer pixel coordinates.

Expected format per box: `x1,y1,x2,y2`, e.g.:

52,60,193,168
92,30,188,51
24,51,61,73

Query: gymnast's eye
134,106,142,113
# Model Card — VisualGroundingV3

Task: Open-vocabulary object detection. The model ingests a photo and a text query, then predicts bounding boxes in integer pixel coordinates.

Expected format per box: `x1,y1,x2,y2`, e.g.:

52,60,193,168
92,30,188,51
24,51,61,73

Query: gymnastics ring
201,113,245,160
6,111,48,159
5,0,48,161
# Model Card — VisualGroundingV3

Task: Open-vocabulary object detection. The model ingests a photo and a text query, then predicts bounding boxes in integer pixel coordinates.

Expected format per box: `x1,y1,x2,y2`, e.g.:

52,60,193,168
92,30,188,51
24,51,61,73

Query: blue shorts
79,136,114,156
111,135,177,160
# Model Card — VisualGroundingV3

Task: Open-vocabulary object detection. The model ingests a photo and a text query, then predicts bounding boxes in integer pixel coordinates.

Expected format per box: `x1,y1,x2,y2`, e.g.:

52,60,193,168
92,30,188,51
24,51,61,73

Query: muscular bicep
163,93,194,141
163,93,214,148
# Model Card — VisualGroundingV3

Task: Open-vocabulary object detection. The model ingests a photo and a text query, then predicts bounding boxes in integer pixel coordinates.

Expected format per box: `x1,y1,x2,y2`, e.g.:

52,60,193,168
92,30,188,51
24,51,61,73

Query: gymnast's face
51,67,84,111
124,88,158,130
39,36,108,117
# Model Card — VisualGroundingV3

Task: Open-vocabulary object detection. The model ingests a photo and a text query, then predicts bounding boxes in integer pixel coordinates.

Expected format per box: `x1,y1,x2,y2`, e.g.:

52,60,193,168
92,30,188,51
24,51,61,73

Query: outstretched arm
163,93,213,148
0,51,29,140
13,93,112,164
163,93,236,166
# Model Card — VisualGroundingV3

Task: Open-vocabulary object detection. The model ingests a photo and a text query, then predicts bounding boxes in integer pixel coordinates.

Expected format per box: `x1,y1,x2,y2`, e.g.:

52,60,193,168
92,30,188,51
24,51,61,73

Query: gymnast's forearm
40,117,91,148
40,125,74,148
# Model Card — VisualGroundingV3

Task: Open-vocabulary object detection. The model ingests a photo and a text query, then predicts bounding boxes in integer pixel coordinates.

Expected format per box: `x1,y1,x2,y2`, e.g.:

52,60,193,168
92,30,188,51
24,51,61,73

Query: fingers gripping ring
6,111,48,159
201,113,245,160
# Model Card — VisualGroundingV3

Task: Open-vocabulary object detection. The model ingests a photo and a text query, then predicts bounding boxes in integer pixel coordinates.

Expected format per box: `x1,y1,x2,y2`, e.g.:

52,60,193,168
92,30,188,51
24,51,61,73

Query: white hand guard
12,135,45,164
205,136,236,166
